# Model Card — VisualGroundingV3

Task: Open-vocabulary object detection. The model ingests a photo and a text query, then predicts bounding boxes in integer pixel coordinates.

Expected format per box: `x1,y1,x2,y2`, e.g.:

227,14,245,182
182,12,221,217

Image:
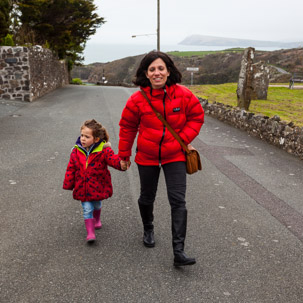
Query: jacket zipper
83,146,93,198
85,144,95,169
85,153,89,199
158,89,167,167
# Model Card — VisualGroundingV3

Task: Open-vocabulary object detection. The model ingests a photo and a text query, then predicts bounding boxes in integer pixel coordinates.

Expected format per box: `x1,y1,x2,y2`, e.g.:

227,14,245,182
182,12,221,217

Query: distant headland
179,34,303,48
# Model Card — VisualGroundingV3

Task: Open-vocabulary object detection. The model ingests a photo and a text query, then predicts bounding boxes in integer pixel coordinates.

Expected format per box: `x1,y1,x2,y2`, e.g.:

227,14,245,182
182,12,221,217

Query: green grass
190,83,303,127
168,48,244,58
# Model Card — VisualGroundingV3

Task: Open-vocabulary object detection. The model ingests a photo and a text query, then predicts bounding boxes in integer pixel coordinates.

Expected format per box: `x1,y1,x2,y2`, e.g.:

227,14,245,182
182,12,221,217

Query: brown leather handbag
141,90,202,174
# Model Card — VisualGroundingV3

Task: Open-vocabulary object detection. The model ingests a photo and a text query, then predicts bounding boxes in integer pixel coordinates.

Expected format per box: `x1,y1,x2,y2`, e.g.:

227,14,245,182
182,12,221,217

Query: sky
84,0,303,63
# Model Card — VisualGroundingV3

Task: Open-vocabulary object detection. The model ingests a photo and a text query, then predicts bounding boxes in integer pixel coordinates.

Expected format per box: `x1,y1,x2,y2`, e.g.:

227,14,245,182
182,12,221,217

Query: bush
71,78,82,85
1,34,15,46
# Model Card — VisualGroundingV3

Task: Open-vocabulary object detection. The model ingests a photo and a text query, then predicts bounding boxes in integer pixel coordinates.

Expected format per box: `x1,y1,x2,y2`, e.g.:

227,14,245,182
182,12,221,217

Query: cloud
90,0,303,45
83,0,303,63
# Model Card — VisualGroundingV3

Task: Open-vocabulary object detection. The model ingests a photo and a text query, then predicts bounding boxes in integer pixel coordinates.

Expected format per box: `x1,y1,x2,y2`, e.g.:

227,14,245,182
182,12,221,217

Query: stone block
15,73,22,80
9,80,19,88
24,94,31,102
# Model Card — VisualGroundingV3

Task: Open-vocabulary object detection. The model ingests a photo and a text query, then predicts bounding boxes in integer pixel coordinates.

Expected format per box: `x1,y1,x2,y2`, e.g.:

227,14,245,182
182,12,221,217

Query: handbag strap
140,90,190,154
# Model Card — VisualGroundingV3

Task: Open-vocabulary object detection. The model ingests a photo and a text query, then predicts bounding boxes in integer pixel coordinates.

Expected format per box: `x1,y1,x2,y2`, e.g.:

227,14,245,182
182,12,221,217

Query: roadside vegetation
71,78,83,85
190,83,303,127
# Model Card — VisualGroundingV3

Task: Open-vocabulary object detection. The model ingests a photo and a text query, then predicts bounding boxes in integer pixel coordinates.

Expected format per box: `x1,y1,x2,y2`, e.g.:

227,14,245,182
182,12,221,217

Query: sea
83,43,282,65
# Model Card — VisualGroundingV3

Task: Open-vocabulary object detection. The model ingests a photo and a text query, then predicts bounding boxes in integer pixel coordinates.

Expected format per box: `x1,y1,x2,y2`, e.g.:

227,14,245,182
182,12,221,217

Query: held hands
120,160,131,171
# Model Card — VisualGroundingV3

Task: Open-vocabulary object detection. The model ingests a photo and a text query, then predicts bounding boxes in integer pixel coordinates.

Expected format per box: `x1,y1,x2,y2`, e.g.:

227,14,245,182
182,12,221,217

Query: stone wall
0,46,69,102
200,99,303,159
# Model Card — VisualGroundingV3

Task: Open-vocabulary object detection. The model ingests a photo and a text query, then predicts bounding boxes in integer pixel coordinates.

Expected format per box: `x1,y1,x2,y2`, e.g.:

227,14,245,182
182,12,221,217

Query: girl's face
145,58,170,89
80,126,99,150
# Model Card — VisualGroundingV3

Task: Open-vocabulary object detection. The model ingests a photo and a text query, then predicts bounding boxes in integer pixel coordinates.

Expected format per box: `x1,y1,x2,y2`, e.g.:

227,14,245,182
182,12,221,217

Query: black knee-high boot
171,208,196,266
138,203,155,247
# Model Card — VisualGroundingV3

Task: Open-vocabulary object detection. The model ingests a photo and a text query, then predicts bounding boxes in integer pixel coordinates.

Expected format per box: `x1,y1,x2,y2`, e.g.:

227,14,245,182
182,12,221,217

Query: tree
16,0,105,64
0,0,11,43
0,1,20,44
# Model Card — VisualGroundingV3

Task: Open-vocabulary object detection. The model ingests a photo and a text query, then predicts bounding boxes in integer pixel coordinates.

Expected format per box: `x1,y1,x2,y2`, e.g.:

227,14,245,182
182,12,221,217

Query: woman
119,51,204,266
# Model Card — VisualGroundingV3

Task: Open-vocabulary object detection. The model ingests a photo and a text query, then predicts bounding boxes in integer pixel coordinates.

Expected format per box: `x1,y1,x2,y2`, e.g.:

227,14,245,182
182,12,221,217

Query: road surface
1,85,303,302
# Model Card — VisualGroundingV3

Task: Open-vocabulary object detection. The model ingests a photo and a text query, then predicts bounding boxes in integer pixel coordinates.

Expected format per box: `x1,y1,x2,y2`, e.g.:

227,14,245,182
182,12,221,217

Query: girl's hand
120,160,127,170
120,160,131,170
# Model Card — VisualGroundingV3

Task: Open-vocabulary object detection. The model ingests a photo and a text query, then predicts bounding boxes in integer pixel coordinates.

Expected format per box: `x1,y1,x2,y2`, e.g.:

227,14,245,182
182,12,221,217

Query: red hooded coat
63,141,122,202
119,84,204,166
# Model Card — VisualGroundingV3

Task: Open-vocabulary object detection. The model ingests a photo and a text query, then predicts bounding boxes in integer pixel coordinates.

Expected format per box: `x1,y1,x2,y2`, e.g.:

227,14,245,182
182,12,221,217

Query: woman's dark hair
133,51,182,87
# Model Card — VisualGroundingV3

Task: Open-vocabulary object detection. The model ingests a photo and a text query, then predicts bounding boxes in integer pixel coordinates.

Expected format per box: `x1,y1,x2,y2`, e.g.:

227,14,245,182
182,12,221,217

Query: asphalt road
1,85,303,303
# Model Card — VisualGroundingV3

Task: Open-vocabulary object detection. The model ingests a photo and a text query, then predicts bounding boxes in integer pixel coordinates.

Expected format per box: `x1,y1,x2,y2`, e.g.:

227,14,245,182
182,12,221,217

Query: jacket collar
141,84,175,100
75,137,106,156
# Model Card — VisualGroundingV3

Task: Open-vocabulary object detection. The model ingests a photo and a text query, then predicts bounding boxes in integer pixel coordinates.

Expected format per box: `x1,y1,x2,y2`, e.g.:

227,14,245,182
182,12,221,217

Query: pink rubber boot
84,219,96,242
93,209,102,229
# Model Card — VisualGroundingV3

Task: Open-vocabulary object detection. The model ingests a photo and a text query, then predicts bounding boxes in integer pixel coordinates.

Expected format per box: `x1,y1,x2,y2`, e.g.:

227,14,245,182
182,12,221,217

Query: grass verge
190,83,303,127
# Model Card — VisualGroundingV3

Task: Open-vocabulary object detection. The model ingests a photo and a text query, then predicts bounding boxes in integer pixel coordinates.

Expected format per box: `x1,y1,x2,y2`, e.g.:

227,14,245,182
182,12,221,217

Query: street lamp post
157,0,160,51
132,0,160,51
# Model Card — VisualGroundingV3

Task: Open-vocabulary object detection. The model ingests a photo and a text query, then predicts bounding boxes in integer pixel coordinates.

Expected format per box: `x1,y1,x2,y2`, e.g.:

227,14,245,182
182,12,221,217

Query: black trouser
137,161,187,253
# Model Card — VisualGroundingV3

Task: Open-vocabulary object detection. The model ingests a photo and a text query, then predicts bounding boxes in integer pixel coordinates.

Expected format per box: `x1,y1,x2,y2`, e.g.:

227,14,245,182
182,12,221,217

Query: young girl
63,119,127,242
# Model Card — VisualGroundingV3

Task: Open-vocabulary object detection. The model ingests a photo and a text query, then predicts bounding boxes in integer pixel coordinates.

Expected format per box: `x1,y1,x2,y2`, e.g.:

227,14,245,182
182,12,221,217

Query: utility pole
132,1,160,51
157,0,160,51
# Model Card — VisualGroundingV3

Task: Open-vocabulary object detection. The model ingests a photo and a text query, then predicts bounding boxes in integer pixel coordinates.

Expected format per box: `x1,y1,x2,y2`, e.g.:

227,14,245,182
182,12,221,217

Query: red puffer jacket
119,84,204,166
63,141,122,202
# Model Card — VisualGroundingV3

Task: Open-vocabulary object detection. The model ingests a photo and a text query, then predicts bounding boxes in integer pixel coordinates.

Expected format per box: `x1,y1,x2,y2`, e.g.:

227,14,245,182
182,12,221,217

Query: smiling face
145,58,170,89
80,126,99,151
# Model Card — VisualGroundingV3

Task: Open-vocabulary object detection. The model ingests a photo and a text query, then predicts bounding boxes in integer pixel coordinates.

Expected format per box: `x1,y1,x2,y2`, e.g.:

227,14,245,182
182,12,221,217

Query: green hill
72,48,303,86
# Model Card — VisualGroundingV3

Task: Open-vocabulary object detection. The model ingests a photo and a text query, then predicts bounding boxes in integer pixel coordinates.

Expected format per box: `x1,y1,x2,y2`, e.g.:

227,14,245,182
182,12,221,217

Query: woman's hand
187,144,196,151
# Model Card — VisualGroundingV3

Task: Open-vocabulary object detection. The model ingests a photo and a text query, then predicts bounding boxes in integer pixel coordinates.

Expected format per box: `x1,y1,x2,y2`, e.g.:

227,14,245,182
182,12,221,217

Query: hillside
71,48,303,86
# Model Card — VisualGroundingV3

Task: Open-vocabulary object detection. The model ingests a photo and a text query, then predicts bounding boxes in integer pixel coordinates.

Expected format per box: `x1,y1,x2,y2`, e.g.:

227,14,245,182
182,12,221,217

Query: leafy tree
0,0,11,43
16,0,105,64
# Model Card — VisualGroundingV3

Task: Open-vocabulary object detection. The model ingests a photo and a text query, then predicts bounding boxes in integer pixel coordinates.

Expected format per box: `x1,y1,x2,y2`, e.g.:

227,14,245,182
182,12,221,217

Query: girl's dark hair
81,119,109,142
133,51,182,87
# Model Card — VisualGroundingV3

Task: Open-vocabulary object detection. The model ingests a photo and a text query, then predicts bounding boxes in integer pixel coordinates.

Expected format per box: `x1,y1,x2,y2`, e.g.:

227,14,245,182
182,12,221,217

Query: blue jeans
81,201,102,219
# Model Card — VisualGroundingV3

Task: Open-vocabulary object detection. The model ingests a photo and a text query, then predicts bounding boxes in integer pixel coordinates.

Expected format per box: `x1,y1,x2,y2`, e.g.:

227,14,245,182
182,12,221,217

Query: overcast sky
89,0,303,45
83,0,303,63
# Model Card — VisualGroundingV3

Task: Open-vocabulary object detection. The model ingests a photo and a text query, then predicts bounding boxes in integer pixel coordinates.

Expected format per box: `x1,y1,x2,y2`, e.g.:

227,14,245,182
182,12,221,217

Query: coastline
83,43,281,65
